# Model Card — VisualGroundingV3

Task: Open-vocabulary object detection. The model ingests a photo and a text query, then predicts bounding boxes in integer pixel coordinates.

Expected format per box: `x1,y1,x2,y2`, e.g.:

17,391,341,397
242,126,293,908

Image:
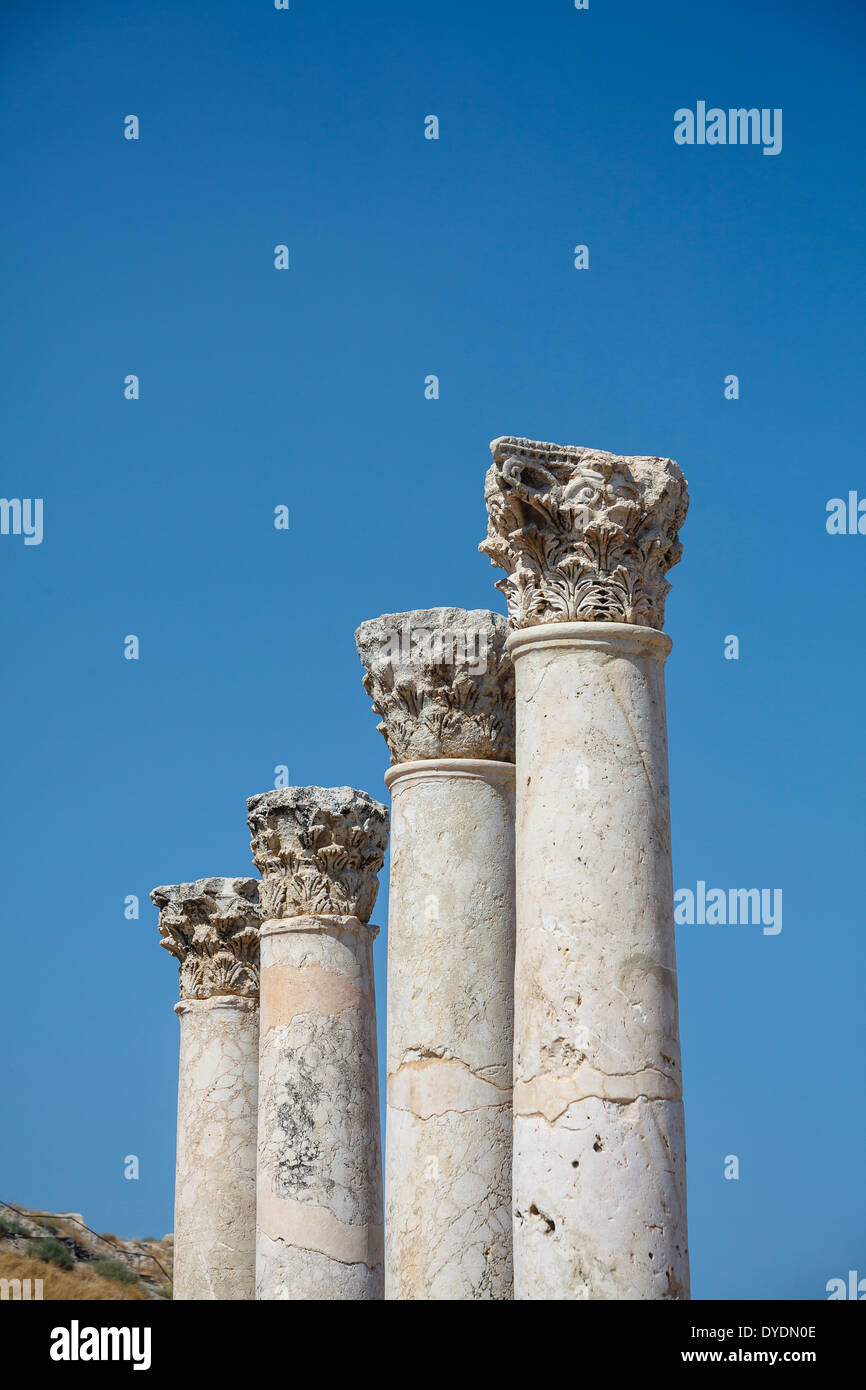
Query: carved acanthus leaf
355,608,514,764
247,786,389,923
150,877,261,1000
479,436,688,630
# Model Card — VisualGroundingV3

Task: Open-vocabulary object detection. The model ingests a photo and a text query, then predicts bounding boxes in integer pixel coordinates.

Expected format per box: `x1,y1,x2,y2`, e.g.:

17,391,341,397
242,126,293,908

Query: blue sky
0,0,863,1297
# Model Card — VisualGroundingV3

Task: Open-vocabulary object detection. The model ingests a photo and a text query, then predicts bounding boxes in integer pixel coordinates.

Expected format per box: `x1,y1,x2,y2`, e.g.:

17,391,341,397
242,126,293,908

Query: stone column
481,435,691,1301
355,608,516,1300
247,786,389,1300
151,877,260,1301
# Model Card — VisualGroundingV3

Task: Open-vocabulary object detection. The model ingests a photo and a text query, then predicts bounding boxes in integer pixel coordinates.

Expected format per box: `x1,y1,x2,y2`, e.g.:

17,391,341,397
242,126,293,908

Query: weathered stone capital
151,877,261,1000
247,786,389,923
479,436,688,631
354,608,515,764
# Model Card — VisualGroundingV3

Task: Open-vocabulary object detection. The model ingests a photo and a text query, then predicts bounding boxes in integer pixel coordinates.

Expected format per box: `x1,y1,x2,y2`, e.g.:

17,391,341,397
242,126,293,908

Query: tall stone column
481,435,691,1300
151,877,261,1301
247,786,389,1300
356,608,516,1300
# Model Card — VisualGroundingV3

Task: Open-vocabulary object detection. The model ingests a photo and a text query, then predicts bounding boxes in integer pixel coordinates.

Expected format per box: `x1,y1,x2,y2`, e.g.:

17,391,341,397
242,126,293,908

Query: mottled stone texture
356,607,517,1299
384,759,515,1299
480,436,688,631
508,623,689,1300
355,608,514,763
256,916,383,1300
248,787,388,1301
173,996,259,1300
151,878,261,1301
480,435,691,1300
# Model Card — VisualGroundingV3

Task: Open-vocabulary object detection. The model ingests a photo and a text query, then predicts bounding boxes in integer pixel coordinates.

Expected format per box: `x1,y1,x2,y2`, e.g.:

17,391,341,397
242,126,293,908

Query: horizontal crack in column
269,1232,381,1272
388,1056,512,1119
514,1065,681,1121
258,1190,383,1266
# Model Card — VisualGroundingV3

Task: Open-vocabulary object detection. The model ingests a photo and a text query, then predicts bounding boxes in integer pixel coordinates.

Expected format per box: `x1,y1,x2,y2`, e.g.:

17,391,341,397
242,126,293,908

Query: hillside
0,1202,173,1300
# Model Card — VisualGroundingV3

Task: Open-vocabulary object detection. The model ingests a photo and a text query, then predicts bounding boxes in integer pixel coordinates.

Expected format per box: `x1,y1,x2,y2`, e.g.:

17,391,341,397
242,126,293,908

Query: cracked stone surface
256,918,383,1299
480,436,688,631
250,786,388,1299
509,621,689,1299
384,759,515,1299
172,996,258,1300
514,1098,688,1301
151,878,260,1301
355,608,514,764
386,1103,512,1300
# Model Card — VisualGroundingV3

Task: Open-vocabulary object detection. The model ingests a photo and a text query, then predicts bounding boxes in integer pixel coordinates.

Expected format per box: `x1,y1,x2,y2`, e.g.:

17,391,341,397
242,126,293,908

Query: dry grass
0,1252,151,1301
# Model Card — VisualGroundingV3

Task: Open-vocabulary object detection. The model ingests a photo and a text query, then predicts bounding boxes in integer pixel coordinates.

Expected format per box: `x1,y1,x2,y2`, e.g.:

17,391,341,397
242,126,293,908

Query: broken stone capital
354,607,514,764
246,786,389,924
151,877,261,1001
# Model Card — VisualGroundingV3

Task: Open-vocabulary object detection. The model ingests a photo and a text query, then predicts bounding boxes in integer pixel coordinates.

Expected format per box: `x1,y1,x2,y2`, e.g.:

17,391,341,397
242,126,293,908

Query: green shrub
91,1258,138,1285
0,1215,21,1236
26,1236,73,1270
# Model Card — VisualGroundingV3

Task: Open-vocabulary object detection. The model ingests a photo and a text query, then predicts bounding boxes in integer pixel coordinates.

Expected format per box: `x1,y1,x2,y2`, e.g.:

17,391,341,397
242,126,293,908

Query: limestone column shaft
151,877,260,1301
481,435,691,1301
248,786,389,1300
356,608,516,1300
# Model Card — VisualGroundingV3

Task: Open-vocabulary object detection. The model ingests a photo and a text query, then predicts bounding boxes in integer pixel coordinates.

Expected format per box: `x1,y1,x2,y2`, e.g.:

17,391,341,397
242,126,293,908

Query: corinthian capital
247,786,389,923
151,877,261,1000
479,436,688,631
354,607,514,764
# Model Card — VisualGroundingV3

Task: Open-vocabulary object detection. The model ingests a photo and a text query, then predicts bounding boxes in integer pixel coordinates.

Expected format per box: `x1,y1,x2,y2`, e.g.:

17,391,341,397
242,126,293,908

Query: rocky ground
0,1202,173,1300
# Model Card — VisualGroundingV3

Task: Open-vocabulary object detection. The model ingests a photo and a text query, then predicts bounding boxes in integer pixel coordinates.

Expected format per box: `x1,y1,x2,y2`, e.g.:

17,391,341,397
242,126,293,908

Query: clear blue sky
1,0,863,1298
